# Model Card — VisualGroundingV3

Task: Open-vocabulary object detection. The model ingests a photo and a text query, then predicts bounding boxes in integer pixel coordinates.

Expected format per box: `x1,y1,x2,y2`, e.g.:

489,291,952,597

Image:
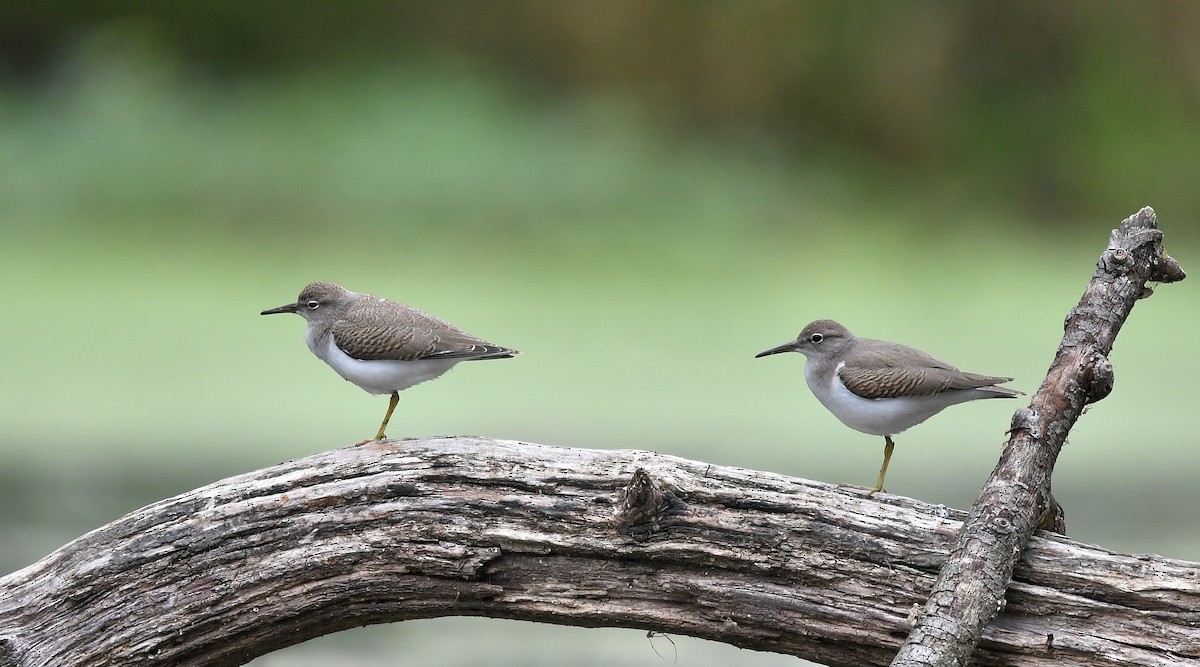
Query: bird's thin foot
355,436,383,446
836,482,886,496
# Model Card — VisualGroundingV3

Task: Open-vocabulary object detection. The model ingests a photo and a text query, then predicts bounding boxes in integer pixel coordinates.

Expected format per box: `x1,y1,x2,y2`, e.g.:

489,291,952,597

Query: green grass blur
1,49,1197,667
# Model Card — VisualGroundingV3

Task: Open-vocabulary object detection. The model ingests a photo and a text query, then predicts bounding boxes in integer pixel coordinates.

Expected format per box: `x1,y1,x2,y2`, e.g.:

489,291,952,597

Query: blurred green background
1,2,1197,665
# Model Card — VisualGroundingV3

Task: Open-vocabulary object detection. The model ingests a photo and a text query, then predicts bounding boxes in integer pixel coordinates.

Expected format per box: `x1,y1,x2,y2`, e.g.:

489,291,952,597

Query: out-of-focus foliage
2,1,1199,218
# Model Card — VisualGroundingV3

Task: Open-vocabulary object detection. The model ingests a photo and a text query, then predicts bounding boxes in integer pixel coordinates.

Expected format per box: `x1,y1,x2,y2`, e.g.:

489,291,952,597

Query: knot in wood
1152,251,1186,283
991,514,1012,533
615,468,680,541
1083,352,1114,404
0,636,21,666
1099,247,1132,274
1036,492,1068,534
1008,406,1040,440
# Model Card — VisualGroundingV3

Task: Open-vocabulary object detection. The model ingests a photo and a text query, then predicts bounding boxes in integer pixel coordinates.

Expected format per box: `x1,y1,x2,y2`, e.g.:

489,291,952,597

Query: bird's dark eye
809,333,824,344
306,300,320,310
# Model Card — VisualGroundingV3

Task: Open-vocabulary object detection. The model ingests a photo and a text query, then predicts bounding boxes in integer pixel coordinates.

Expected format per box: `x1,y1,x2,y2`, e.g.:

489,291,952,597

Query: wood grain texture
0,437,1196,667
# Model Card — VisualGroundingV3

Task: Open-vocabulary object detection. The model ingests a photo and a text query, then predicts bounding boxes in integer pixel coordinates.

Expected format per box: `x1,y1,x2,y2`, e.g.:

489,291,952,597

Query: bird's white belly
804,361,975,436
307,332,459,395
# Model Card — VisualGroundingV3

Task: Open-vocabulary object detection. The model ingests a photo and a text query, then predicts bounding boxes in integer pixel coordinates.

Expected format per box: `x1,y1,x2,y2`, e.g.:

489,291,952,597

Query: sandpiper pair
263,282,1019,493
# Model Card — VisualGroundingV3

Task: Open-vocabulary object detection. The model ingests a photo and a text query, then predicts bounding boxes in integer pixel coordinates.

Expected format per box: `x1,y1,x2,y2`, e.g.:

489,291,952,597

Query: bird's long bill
260,303,300,316
755,341,799,358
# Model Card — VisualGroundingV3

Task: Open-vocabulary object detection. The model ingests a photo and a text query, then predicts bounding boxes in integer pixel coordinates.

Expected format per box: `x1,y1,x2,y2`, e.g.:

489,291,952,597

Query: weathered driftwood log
893,206,1187,666
0,437,1197,667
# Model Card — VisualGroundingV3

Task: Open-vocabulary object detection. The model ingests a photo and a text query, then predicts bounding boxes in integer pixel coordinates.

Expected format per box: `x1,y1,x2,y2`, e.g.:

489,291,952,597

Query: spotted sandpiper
262,281,517,442
756,319,1019,494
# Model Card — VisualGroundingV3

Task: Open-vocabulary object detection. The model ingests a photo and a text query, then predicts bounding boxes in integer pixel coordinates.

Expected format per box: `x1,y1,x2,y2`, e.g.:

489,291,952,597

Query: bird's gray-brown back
333,298,516,362
840,336,1017,400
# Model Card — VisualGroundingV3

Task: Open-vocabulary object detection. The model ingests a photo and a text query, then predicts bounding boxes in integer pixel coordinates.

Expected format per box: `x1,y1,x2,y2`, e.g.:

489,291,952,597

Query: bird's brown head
260,281,350,320
755,319,854,360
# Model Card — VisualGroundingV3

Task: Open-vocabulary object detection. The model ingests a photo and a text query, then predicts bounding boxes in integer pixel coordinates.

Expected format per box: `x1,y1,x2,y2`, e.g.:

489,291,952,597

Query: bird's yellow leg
867,436,895,496
375,391,399,440
363,391,399,444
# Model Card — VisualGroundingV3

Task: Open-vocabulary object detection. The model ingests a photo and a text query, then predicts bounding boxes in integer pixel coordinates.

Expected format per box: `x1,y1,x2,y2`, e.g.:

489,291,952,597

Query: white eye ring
306,300,320,310
810,333,823,344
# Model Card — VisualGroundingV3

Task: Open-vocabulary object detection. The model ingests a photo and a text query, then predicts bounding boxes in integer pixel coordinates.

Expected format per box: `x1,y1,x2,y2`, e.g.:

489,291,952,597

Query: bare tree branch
0,437,1197,667
892,206,1187,666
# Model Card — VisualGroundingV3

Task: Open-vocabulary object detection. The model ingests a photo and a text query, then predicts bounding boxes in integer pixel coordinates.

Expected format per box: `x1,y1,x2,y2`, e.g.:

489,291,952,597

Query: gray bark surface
0,437,1197,667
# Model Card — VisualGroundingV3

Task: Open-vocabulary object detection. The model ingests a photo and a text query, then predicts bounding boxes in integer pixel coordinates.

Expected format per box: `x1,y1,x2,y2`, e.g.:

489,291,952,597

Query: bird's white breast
305,328,459,395
803,360,985,436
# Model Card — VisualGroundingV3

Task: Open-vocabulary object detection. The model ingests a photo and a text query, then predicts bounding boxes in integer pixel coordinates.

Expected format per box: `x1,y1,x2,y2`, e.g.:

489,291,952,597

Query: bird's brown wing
839,365,1016,399
332,303,516,362
838,344,1013,399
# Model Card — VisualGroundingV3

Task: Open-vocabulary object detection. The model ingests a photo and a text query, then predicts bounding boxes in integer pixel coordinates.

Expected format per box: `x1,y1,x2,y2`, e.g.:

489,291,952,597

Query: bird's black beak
755,341,799,358
261,302,300,316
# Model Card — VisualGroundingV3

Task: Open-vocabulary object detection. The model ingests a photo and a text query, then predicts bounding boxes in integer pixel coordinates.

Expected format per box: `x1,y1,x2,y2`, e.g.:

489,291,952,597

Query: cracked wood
0,437,1197,667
